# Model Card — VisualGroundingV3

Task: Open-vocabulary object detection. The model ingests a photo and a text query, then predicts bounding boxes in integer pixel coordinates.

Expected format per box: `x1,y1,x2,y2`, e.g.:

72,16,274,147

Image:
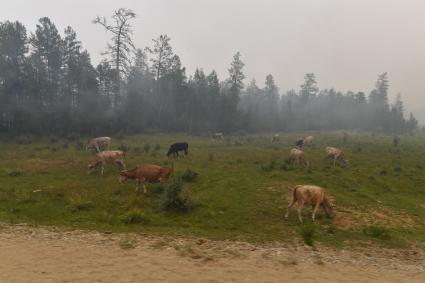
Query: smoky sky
2,0,425,122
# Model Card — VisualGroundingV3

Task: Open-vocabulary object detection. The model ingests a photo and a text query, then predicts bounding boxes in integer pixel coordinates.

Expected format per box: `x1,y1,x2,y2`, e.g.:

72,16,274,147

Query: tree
93,8,136,109
300,73,318,102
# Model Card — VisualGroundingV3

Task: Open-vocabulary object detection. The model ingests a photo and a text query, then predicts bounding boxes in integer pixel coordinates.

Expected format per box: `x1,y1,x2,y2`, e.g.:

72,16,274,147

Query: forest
0,9,418,136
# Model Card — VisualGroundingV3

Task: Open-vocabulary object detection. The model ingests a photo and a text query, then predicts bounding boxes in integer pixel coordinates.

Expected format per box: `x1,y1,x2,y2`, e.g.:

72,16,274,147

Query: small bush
49,137,59,143
154,144,161,151
121,208,149,225
117,144,130,152
62,143,69,149
160,179,193,213
68,196,93,212
15,136,32,145
133,146,142,154
181,169,198,182
143,144,151,153
5,169,24,177
234,141,243,146
74,141,84,151
119,238,137,249
363,225,391,240
261,160,276,172
299,224,316,246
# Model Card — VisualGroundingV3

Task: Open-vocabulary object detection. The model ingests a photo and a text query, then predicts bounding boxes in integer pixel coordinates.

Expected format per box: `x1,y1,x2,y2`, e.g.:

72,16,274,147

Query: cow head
119,170,129,183
87,160,99,174
322,195,336,218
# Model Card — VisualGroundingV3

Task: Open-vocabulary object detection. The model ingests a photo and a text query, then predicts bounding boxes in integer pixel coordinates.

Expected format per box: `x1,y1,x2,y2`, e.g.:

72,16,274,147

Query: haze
2,0,424,122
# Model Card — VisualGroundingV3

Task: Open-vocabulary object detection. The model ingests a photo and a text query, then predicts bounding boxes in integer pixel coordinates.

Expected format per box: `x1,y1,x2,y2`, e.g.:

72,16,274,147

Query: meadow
0,132,425,248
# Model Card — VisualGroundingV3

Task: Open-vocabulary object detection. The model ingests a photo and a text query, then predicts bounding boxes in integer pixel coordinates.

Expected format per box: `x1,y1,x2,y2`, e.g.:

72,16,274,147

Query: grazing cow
119,165,173,193
271,134,280,143
285,185,335,223
86,137,111,153
325,146,349,167
212,133,224,140
295,138,304,148
288,148,309,167
303,135,314,146
166,142,189,158
87,150,125,175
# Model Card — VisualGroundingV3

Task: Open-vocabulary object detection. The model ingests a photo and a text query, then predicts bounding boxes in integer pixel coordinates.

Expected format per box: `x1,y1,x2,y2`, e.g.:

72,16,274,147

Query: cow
288,148,309,167
166,142,189,158
271,134,280,143
86,137,111,153
119,165,173,193
295,138,304,148
212,133,224,140
285,185,335,223
303,135,314,146
325,146,349,167
87,150,125,175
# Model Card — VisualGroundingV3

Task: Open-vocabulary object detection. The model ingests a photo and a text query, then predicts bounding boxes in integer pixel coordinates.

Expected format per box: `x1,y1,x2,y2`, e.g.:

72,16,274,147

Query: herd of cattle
85,133,350,223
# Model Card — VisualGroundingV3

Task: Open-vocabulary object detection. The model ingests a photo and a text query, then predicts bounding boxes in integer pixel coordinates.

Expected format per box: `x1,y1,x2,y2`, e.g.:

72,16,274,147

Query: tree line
0,9,418,137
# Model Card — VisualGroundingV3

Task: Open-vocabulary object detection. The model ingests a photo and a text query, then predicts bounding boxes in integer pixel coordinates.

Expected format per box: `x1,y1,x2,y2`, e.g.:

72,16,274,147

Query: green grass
0,132,425,248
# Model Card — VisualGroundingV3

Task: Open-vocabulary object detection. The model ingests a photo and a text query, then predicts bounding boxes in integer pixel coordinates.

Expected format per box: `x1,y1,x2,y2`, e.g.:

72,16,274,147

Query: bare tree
93,8,136,109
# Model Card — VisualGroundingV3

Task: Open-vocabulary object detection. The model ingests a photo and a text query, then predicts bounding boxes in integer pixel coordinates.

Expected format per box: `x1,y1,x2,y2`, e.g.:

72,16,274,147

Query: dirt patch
0,223,424,283
334,207,417,230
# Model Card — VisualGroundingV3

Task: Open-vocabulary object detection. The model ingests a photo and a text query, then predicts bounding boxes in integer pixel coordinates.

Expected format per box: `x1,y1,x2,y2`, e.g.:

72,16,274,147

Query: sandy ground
1,224,425,283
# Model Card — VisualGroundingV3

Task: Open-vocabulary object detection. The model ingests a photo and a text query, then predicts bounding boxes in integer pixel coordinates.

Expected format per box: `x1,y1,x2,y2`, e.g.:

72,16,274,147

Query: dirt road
0,224,424,283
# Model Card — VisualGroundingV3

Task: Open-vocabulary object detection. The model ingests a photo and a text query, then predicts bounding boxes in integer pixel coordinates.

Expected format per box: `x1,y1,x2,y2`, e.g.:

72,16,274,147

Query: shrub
299,224,316,246
117,144,130,152
154,144,161,151
143,144,151,153
363,225,391,240
74,141,85,151
5,169,24,177
133,146,142,154
261,160,276,172
62,143,69,149
49,137,59,143
15,136,32,145
121,208,149,225
181,169,198,182
160,179,193,213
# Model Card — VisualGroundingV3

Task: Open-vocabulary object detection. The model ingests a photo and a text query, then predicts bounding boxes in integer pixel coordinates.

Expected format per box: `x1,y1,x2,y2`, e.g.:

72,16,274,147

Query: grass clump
5,169,24,177
121,208,149,225
117,144,130,152
143,144,151,153
181,169,198,182
160,179,193,213
299,224,316,246
363,225,391,240
119,238,137,249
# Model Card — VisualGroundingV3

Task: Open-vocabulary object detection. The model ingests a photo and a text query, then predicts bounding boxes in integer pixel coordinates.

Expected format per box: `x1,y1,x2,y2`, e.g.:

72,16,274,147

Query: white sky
2,0,425,122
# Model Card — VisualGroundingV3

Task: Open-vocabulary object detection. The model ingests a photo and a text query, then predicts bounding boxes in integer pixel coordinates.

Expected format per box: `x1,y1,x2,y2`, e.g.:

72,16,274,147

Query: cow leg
312,202,321,222
333,157,337,167
100,163,105,175
96,145,100,153
285,200,297,219
143,184,147,194
135,180,140,192
297,202,304,223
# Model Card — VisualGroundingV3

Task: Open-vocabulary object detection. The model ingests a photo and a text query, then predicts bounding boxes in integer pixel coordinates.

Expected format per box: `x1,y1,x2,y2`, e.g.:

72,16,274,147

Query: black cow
166,142,189,158
295,139,304,148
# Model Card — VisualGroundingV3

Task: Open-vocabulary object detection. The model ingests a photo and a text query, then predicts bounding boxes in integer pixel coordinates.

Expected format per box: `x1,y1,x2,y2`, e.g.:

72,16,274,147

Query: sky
2,0,425,122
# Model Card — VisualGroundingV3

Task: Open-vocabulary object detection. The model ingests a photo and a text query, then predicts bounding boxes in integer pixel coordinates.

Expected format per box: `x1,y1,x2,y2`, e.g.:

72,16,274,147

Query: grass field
0,132,425,248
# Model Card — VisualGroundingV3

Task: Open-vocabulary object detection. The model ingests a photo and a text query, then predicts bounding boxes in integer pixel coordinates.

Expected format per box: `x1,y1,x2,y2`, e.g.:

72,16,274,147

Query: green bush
121,209,149,225
160,179,193,213
74,141,85,151
299,224,316,246
181,169,198,182
363,225,391,240
118,144,130,152
143,144,151,153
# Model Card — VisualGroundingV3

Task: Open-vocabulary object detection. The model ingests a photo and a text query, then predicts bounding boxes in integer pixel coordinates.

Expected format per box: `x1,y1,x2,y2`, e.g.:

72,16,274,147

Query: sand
0,224,424,283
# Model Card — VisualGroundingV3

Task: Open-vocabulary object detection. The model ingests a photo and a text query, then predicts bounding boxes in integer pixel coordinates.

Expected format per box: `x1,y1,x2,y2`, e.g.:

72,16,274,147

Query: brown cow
119,164,173,193
325,146,349,167
86,137,111,153
285,185,335,223
288,148,309,167
87,150,125,175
